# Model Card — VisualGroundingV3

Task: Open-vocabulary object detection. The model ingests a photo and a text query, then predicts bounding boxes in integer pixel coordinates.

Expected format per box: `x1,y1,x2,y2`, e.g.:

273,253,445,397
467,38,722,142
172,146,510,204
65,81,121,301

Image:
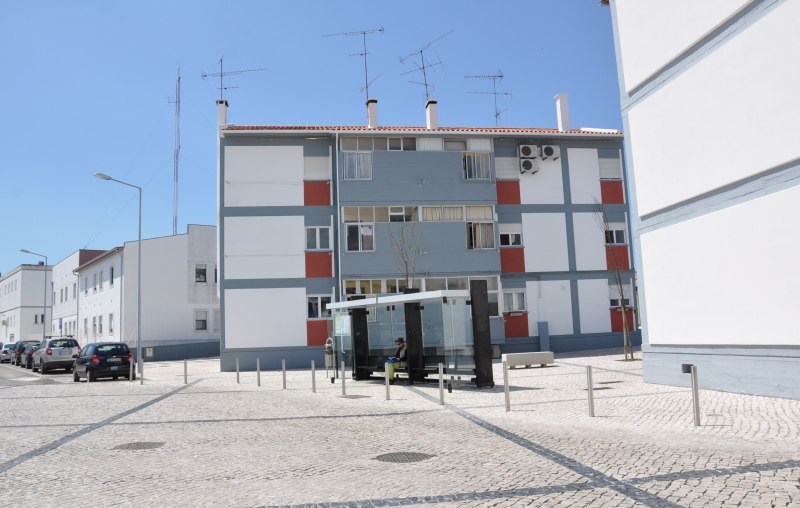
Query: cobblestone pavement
0,350,798,507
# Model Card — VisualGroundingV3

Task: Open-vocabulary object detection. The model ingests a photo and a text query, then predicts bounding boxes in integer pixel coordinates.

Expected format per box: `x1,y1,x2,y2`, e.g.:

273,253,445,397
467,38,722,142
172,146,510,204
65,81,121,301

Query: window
109,313,114,334
610,283,632,308
307,296,332,319
73,283,76,298
195,310,208,331
605,228,626,245
99,270,104,291
503,291,527,312
346,224,374,252
463,152,492,180
60,288,63,303
93,273,97,292
341,152,373,180
388,137,416,151
84,277,89,295
195,264,207,283
421,206,463,221
98,315,103,335
34,314,38,324
610,297,631,307
214,267,218,283
84,318,88,338
306,227,331,250
467,222,495,250
444,139,467,151
92,317,97,337
110,266,114,287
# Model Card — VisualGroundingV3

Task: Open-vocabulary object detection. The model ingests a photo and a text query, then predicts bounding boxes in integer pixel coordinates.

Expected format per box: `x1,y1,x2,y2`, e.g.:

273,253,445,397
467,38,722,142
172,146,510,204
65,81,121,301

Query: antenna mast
400,30,453,101
322,27,384,103
466,71,512,126
169,70,181,235
201,57,266,100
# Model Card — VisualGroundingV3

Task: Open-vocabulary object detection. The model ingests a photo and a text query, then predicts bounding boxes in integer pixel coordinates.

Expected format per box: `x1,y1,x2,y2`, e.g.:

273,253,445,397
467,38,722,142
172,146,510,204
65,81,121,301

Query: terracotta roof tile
222,125,623,136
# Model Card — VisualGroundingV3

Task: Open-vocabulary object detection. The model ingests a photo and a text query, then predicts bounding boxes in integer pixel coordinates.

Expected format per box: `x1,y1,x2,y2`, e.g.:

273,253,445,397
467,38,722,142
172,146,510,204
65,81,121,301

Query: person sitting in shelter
385,337,407,384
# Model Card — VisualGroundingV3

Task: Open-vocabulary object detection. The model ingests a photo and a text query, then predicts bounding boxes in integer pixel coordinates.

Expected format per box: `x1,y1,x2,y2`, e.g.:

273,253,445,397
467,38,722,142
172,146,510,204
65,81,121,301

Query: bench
502,351,554,369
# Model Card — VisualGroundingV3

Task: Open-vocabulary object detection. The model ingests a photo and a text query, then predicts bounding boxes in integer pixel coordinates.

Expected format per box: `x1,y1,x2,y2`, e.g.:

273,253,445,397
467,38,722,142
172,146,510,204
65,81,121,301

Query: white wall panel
526,280,573,336
615,0,750,92
578,279,612,334
641,186,800,347
224,146,303,207
568,148,601,204
519,159,564,204
224,288,307,348
573,213,606,270
628,1,800,216
522,214,568,272
304,156,329,180
224,216,305,279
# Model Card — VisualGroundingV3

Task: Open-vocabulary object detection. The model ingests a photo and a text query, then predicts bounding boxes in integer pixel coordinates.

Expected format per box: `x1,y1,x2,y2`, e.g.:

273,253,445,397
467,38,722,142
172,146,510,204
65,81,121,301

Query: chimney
554,93,570,131
216,99,228,126
425,100,438,130
366,99,378,128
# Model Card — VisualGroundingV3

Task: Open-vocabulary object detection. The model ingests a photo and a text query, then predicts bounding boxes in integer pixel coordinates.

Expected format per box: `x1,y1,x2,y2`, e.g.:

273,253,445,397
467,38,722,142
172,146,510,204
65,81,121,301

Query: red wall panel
503,313,529,338
610,309,635,332
304,181,331,206
600,180,625,204
305,252,332,278
307,320,329,346
496,181,521,205
500,248,525,273
605,245,630,270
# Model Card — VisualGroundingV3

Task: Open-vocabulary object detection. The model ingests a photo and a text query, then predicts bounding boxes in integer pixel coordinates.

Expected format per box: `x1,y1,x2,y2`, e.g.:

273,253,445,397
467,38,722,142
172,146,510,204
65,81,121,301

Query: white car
0,343,14,363
32,337,81,374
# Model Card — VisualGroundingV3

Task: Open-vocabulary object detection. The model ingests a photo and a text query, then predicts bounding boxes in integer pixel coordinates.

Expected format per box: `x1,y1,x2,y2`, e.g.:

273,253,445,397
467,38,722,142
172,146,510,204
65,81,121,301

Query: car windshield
50,339,78,348
96,345,129,356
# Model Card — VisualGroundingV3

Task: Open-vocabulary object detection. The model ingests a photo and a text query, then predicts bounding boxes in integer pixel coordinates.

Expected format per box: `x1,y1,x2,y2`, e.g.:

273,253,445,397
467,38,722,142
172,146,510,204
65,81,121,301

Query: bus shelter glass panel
332,308,353,363
368,302,406,358
442,297,474,373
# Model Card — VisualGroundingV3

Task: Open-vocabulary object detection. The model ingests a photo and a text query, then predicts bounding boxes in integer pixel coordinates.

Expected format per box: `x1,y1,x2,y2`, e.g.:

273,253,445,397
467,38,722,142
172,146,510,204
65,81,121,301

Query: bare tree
388,214,422,291
593,200,635,361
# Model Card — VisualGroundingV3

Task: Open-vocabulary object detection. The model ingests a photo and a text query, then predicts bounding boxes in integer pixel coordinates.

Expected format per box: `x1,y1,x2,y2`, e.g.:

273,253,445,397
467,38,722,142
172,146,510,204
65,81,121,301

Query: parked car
23,343,40,369
32,337,80,374
0,343,15,363
73,342,135,382
13,340,39,366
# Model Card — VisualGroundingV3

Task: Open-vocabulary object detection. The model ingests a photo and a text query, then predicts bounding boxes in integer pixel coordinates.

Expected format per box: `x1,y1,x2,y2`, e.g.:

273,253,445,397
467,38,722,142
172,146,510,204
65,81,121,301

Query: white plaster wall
51,251,80,335
526,280,573,336
615,0,750,92
79,253,123,345
224,145,304,207
224,216,305,279
224,287,307,348
304,156,329,180
568,148,602,204
519,159,564,204
578,279,612,334
573,213,606,271
640,186,800,347
628,1,800,216
522,214,568,272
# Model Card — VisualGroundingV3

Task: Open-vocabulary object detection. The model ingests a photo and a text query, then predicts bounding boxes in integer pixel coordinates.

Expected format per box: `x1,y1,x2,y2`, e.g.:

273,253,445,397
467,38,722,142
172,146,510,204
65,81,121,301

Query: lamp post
19,249,48,341
93,172,142,375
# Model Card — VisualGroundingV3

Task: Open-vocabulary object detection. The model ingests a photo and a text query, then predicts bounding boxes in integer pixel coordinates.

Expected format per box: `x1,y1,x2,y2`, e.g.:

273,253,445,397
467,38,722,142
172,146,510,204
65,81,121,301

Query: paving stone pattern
0,350,797,507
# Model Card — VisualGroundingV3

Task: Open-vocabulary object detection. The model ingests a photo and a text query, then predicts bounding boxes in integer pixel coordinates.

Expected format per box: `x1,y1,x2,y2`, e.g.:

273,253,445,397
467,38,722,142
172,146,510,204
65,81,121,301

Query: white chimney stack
216,99,228,126
367,99,378,128
426,100,438,130
554,93,570,131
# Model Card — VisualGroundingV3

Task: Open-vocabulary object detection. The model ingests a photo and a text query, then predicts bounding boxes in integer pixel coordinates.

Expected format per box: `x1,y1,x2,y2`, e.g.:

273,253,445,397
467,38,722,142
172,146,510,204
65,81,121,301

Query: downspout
72,269,80,342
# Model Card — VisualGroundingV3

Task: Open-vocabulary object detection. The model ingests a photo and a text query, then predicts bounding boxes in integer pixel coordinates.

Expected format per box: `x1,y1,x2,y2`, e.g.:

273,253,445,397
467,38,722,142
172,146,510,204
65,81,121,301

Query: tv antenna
466,71,512,126
201,57,266,100
400,30,453,101
322,27,384,103
168,69,181,236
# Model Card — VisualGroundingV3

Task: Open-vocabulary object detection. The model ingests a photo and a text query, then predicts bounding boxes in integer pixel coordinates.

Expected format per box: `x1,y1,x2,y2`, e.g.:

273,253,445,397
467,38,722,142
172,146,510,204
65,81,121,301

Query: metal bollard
586,365,595,417
385,368,391,401
236,357,240,384
438,363,445,406
257,358,261,387
311,360,316,393
184,359,188,385
129,361,134,383
140,361,144,385
503,361,510,412
341,360,346,396
282,359,287,390
690,365,701,427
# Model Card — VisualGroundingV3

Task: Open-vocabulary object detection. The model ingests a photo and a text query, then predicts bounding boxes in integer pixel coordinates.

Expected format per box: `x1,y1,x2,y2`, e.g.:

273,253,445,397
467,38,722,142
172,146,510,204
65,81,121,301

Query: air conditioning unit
540,145,561,160
519,158,539,175
518,144,540,158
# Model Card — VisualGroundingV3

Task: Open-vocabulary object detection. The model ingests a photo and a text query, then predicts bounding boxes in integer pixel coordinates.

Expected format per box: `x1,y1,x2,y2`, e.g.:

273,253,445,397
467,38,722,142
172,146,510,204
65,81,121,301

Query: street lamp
93,172,142,375
19,249,48,342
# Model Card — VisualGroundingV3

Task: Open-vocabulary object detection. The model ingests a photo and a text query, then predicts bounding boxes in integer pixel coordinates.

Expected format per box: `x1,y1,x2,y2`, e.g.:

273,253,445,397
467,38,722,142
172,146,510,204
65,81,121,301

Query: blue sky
0,0,621,271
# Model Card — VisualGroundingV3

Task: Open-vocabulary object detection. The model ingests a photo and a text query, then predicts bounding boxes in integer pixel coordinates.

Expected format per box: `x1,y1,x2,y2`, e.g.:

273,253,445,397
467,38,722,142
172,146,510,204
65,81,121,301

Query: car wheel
73,370,80,382
40,362,47,375
129,372,136,381
32,362,38,373
86,369,94,383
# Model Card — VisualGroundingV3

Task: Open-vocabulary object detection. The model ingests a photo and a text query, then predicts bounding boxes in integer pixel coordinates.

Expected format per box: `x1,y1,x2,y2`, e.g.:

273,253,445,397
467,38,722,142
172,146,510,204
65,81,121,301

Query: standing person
385,337,407,384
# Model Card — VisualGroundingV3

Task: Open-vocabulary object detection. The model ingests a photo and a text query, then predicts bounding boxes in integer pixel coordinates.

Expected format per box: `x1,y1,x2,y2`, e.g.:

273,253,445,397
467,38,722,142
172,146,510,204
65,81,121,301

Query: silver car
32,337,81,374
0,343,13,363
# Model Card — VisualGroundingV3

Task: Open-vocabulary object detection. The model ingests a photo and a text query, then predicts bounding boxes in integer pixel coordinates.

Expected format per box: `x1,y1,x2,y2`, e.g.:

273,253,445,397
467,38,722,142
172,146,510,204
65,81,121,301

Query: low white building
51,249,105,339
0,263,52,343
76,224,220,360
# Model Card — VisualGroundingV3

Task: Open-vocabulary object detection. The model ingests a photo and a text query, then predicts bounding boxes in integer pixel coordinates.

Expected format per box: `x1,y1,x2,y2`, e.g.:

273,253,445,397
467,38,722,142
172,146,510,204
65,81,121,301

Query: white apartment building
51,249,105,339
76,225,220,360
0,263,52,343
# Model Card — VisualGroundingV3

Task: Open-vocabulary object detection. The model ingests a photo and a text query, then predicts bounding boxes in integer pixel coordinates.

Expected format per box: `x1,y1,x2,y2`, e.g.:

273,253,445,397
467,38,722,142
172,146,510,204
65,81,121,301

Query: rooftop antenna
201,57,266,100
466,71,512,126
400,30,453,101
168,69,181,236
321,27,384,103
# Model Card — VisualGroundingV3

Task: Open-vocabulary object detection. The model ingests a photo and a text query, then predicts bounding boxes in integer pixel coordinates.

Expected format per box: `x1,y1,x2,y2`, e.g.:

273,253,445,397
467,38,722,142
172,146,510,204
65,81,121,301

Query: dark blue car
73,342,135,382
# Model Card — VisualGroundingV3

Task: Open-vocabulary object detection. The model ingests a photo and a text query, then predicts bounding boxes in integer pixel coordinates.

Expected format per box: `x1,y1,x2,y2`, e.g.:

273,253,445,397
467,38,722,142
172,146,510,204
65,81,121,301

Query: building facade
603,0,800,397
50,249,105,339
76,225,220,360
0,263,52,343
216,98,636,371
